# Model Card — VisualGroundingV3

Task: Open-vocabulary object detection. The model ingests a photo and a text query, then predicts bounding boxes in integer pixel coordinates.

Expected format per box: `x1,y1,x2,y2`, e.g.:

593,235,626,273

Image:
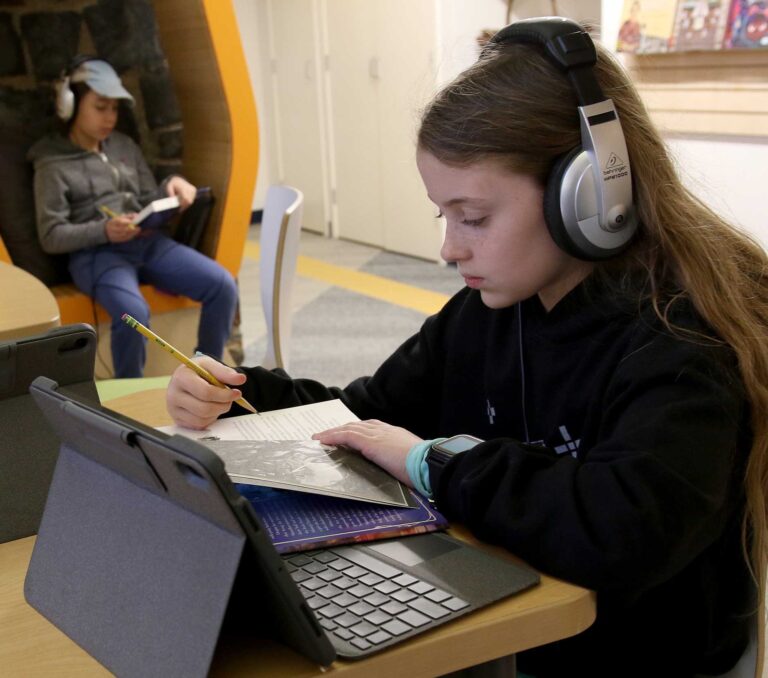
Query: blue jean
69,233,238,378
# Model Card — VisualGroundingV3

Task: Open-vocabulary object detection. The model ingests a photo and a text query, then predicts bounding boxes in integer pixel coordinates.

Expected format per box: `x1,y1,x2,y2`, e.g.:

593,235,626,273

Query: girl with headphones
165,19,767,676
28,56,238,378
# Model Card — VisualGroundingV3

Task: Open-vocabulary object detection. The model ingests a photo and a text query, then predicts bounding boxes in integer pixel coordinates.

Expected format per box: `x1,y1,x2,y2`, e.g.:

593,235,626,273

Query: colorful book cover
617,0,679,53
237,483,448,554
671,0,731,51
723,0,768,48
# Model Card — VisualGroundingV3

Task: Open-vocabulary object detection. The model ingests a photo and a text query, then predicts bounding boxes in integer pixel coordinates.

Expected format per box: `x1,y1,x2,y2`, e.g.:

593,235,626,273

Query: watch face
433,435,482,457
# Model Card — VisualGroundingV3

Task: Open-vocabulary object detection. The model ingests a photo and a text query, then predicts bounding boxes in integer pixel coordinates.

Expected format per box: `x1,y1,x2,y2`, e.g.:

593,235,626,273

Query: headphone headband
489,17,594,66
488,18,603,106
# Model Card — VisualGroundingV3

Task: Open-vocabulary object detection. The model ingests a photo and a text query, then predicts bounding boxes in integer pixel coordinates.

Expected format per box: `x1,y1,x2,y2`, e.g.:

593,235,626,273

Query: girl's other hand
166,356,248,430
312,420,421,486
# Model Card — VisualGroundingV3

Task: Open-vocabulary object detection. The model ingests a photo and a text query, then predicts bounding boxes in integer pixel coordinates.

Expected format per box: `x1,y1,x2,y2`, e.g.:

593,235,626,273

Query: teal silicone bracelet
405,438,446,498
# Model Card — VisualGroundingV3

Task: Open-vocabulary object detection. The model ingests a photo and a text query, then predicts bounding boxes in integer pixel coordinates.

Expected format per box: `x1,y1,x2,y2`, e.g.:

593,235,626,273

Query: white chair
712,611,763,678
259,185,304,371
695,603,765,678
725,581,765,678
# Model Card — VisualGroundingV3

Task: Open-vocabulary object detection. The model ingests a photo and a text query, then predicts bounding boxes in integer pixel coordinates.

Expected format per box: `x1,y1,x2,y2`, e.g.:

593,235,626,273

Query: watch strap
406,438,445,498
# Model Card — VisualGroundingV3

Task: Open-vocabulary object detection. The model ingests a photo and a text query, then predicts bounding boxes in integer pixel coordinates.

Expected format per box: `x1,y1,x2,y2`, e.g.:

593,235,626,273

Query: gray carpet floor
242,249,463,387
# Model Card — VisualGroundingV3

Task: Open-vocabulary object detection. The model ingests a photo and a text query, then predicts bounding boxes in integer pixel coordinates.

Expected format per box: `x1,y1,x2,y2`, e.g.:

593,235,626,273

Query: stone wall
0,0,183,180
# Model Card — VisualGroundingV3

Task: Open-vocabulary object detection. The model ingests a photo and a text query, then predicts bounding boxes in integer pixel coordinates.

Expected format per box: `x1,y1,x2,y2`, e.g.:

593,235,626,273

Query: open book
160,398,357,441
159,400,410,506
200,438,412,507
134,196,180,229
159,399,448,551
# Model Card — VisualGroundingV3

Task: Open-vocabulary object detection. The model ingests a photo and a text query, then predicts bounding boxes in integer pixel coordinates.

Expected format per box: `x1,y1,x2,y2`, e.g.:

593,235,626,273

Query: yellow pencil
120,313,259,414
99,205,137,230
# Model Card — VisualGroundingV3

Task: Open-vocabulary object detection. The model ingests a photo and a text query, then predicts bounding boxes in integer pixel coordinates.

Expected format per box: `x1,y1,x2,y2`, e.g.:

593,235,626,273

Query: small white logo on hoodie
554,426,580,457
486,399,496,425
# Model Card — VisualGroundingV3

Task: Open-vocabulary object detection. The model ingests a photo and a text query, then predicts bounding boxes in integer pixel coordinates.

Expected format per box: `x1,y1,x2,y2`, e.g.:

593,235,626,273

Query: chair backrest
259,185,304,371
695,598,765,678
0,127,70,285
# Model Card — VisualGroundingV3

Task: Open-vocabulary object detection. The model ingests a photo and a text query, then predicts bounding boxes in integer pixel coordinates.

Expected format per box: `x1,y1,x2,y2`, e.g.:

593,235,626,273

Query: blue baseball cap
71,60,134,104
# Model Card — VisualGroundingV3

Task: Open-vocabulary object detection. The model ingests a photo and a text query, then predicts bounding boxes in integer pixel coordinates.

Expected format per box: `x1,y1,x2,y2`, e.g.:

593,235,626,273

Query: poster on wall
617,0,678,53
670,0,731,50
723,0,768,48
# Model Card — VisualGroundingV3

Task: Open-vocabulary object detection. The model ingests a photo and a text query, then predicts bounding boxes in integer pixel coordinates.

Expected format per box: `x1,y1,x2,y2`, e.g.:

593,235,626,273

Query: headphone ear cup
543,146,585,259
55,76,74,121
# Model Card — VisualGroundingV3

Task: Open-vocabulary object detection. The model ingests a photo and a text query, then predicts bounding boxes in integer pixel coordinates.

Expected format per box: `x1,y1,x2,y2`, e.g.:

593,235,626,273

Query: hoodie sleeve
33,162,110,254
430,332,746,596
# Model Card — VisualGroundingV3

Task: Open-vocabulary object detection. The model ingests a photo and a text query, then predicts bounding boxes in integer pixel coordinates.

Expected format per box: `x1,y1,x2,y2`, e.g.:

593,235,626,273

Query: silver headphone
488,18,638,261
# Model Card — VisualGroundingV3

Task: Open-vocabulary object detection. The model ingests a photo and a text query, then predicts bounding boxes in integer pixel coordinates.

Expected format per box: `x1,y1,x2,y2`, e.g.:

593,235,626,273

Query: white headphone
54,56,98,122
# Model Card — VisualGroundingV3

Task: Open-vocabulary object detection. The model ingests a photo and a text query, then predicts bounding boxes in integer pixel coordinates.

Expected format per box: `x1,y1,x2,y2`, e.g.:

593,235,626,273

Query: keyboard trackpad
360,533,540,607
367,534,460,567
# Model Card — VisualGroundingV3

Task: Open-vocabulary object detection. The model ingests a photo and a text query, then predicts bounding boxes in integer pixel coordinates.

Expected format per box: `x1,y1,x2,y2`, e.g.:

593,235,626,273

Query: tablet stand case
25,379,335,677
0,325,98,543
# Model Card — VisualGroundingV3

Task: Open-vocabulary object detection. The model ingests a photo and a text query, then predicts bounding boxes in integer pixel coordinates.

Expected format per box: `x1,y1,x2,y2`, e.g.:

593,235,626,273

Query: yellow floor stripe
243,241,449,315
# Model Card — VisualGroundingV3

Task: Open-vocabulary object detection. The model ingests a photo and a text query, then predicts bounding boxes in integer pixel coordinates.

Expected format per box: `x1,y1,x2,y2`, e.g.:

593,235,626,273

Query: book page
202,438,410,507
135,196,180,229
159,400,416,508
158,399,359,441
136,196,179,221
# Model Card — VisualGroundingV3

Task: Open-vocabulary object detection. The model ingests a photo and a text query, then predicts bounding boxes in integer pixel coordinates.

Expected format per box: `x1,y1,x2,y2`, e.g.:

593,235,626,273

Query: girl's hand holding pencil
121,314,258,429
166,354,254,430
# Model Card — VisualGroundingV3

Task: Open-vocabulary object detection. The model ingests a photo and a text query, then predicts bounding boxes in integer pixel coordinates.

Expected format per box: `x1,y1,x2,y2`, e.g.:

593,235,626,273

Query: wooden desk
0,390,596,677
0,262,60,341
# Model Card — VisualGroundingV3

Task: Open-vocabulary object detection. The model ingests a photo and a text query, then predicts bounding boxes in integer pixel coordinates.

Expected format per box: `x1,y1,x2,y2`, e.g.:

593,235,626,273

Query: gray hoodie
27,131,169,254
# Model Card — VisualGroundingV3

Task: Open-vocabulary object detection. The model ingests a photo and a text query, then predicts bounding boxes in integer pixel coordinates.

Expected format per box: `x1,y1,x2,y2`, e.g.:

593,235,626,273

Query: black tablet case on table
0,324,98,543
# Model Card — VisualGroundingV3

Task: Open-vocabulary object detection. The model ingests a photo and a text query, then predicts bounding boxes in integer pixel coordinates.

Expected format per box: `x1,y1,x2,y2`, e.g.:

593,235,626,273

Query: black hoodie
234,277,753,676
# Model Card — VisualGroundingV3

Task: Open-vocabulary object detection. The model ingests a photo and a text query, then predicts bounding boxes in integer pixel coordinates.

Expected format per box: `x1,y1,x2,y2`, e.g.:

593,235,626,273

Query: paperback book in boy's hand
134,196,180,229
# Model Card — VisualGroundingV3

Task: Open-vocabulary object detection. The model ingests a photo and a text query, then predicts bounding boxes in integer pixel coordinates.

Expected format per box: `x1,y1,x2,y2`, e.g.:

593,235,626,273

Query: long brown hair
419,37,768,617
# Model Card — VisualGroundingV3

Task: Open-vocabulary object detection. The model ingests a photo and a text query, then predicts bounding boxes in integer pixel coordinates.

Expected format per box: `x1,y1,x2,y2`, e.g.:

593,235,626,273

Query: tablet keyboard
283,546,470,656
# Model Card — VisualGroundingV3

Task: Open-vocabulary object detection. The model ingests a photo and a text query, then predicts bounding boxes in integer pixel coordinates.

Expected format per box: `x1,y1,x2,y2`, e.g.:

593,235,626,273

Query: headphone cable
517,302,530,444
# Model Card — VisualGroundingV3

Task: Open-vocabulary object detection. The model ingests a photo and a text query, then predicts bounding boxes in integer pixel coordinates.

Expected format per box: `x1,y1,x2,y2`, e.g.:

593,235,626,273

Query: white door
324,0,384,247
265,0,442,258
324,0,441,259
268,0,328,234
376,0,442,260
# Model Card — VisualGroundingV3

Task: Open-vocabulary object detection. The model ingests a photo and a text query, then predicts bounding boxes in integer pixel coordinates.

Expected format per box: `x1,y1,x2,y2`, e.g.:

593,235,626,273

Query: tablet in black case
0,324,97,543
